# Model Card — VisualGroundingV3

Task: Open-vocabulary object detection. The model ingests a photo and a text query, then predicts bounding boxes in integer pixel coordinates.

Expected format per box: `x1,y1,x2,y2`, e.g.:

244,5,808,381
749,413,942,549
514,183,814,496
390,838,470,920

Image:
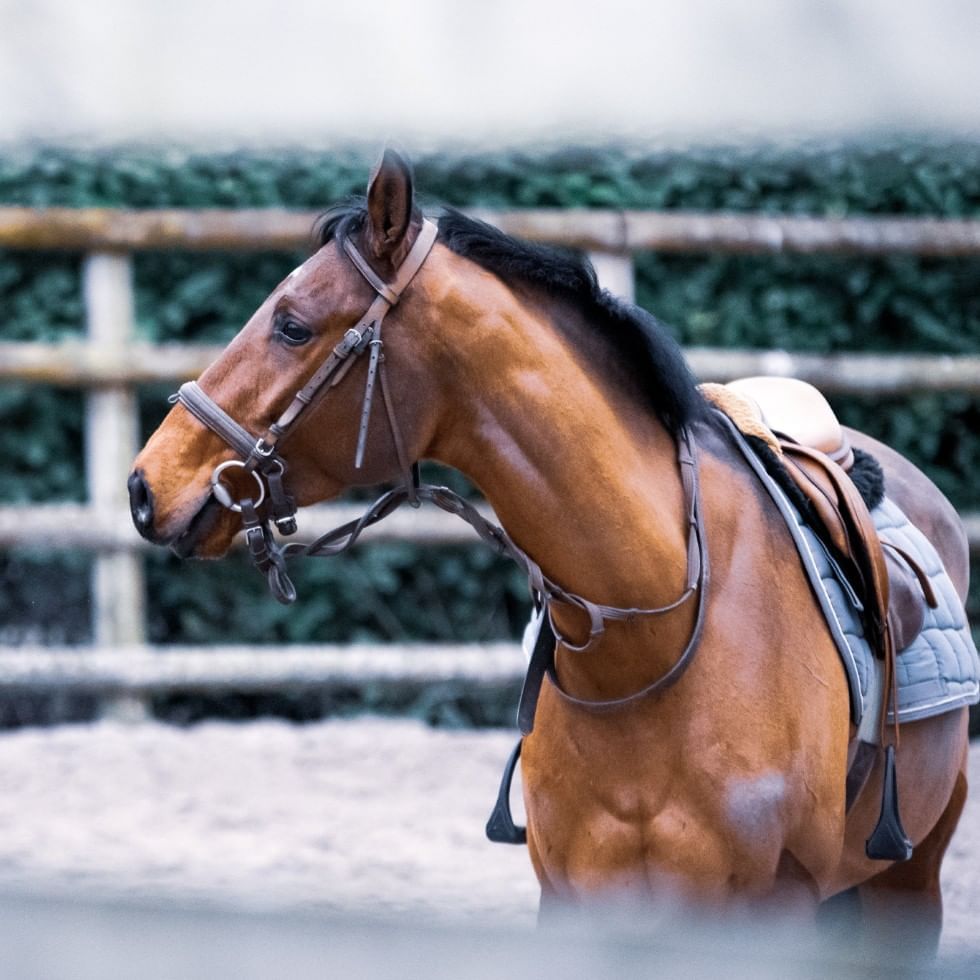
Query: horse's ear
365,148,417,261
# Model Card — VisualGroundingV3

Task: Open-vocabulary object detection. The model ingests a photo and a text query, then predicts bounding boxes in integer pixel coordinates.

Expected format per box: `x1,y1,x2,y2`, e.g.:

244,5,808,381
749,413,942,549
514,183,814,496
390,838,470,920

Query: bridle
170,215,711,724
174,218,439,600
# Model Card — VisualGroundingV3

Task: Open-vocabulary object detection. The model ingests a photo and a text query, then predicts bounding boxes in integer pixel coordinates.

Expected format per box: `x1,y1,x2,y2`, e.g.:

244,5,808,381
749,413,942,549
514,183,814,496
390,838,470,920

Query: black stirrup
485,738,527,845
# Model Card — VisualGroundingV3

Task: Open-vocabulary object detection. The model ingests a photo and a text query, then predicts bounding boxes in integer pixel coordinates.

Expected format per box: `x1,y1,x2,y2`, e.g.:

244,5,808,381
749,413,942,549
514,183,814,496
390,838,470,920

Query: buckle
274,515,298,535
338,323,377,357
337,327,364,356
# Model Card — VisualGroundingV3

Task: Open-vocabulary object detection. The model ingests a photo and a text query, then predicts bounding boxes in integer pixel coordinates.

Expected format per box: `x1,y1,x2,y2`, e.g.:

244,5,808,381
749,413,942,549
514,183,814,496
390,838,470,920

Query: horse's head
129,149,448,559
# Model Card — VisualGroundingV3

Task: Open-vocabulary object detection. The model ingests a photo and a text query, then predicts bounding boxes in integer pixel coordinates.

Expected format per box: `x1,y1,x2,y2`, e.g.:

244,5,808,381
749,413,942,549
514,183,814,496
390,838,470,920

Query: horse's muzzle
128,469,158,541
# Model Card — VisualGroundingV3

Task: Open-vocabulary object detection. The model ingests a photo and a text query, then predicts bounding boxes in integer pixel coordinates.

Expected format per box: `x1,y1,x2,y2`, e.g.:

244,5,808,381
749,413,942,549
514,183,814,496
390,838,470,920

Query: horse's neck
425,283,695,696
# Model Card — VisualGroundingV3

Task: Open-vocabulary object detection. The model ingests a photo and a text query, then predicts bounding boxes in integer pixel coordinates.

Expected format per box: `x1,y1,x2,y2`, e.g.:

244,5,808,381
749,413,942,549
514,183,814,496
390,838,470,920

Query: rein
171,218,710,712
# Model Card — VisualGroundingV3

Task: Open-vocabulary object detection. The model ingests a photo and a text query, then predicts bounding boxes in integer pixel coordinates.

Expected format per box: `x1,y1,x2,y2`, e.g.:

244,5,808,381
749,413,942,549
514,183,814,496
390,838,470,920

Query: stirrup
485,738,527,845
865,744,913,861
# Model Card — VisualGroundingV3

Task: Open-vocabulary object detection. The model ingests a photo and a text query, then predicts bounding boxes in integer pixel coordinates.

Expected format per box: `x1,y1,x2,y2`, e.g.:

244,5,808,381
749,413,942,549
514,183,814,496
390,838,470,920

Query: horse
128,150,971,952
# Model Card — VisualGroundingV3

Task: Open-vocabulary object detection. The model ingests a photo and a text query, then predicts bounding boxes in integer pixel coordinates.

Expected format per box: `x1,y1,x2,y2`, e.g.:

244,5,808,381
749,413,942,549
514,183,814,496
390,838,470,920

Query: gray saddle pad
723,418,979,726
789,496,978,724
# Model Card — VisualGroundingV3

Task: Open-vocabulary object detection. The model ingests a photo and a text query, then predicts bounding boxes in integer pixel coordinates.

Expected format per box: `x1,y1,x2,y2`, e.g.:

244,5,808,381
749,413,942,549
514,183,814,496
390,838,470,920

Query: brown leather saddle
708,378,940,858
716,376,936,677
488,377,933,858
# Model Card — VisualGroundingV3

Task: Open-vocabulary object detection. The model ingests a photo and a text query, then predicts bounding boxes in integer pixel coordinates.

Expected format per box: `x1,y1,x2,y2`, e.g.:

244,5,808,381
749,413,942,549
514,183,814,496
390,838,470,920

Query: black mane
317,202,707,436
314,200,367,247
439,209,707,436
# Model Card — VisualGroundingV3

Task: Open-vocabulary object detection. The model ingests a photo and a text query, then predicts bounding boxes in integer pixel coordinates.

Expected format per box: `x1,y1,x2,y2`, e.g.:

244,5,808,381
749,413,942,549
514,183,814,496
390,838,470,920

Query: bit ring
211,460,265,512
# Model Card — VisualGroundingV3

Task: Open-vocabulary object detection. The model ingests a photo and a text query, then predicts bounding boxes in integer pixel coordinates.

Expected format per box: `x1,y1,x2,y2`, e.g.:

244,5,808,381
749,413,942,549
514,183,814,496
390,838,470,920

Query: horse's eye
277,320,313,346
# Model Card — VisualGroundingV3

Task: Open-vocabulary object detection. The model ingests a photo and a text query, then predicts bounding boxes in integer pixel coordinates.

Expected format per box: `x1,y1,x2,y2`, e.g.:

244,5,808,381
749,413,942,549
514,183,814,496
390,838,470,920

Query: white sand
0,718,975,955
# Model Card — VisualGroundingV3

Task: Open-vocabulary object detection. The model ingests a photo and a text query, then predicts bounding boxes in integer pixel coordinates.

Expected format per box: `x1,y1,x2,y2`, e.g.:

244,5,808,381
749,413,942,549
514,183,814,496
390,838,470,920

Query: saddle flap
882,545,929,653
779,441,891,658
782,451,853,560
763,437,936,661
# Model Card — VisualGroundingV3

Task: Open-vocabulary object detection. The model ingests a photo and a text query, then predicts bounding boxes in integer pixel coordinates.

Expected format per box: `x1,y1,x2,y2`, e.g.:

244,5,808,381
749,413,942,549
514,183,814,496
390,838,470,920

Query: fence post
588,251,634,303
83,253,146,652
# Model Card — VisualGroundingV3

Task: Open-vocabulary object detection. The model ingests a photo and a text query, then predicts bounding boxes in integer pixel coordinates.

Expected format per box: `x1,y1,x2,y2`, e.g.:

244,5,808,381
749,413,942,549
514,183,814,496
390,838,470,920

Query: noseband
169,216,710,722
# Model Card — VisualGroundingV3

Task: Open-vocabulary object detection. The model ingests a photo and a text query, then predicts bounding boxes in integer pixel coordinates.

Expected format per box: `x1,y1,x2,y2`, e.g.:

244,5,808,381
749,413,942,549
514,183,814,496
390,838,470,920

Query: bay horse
129,150,970,951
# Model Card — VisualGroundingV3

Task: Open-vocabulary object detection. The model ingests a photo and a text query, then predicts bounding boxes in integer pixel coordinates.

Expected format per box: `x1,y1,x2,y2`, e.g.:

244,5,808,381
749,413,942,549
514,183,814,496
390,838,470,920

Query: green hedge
3,141,979,212
1,141,978,650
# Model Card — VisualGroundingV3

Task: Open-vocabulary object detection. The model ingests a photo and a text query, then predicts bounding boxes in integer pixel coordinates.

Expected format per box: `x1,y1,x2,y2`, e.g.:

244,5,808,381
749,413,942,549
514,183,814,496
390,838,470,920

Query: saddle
703,377,936,675
703,377,941,860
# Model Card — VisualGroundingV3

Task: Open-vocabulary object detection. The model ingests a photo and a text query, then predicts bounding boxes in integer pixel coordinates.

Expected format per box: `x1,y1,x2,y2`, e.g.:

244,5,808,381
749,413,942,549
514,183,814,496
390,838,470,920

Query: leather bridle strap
174,378,260,461
245,217,439,464
542,434,708,715
512,431,707,731
277,429,708,727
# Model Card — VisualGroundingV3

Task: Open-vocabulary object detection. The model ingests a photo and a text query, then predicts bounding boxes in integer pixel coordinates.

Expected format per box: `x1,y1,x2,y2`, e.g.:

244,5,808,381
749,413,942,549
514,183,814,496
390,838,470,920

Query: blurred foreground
3,888,979,980
0,718,976,975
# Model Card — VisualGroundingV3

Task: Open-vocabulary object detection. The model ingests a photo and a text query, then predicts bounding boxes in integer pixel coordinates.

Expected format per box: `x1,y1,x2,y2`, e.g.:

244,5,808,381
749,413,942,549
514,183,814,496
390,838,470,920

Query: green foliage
0,251,83,340
133,251,305,342
1,140,979,652
635,253,980,355
0,549,92,643
833,394,980,508
2,140,979,212
0,251,86,503
144,544,529,645
0,385,85,503
147,681,521,729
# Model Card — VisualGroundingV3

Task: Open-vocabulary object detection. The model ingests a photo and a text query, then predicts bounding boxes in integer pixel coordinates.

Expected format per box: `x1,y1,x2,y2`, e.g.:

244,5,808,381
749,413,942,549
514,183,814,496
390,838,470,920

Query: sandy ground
0,718,975,959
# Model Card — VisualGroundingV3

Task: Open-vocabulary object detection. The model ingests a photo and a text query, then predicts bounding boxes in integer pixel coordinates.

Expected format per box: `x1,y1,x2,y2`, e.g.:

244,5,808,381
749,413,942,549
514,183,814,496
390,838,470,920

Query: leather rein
171,217,710,716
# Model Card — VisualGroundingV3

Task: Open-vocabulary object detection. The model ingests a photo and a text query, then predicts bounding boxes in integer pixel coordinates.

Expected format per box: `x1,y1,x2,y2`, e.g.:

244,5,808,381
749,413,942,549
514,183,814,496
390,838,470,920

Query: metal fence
1,207,978,697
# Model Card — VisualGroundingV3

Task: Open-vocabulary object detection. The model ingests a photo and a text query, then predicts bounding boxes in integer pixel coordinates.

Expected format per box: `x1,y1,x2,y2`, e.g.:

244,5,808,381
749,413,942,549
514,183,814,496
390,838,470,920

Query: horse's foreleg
527,822,570,925
768,848,823,912
856,764,968,960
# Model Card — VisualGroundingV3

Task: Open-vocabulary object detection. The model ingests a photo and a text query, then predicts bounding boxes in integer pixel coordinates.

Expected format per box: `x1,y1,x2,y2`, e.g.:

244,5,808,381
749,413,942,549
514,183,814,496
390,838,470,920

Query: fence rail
5,206,980,255
1,205,978,697
3,339,980,396
3,501,979,557
0,644,525,694
0,501,494,551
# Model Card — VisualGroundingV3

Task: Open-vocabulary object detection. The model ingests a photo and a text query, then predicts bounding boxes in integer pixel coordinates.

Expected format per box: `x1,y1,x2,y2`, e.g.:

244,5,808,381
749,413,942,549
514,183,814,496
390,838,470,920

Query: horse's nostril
127,470,155,536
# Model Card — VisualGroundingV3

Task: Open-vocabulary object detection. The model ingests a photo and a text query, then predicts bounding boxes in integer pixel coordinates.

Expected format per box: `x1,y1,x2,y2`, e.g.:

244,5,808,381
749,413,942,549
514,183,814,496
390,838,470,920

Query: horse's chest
524,742,789,900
